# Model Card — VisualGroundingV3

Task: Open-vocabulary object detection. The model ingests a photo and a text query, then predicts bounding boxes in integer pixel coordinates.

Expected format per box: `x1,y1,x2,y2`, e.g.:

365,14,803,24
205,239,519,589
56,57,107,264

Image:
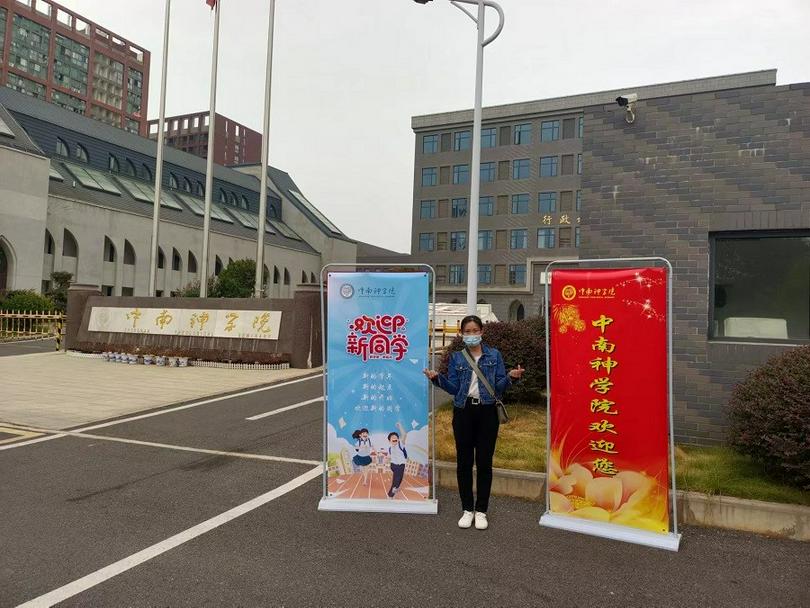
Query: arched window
509,300,525,322
187,251,198,274
263,264,269,288
123,240,136,265
108,154,120,173
310,272,317,284
240,195,249,210
195,181,204,196
44,229,54,255
55,138,69,157
75,144,89,163
283,268,290,285
103,236,116,263
172,248,182,271
169,173,179,189
230,192,239,207
124,159,137,177
142,164,153,181
301,270,307,284
268,205,278,219
182,177,192,193
219,189,228,204
273,266,280,284
62,229,78,258
157,247,165,269
215,255,223,276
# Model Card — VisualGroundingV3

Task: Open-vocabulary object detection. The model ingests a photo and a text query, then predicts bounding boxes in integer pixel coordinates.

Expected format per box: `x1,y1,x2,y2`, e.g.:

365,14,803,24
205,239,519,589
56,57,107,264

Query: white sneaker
474,512,488,530
457,510,475,529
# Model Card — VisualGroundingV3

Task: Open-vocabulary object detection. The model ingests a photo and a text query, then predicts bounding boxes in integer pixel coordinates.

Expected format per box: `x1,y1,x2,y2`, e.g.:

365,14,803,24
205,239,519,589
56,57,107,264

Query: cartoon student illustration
387,422,408,498
351,428,373,486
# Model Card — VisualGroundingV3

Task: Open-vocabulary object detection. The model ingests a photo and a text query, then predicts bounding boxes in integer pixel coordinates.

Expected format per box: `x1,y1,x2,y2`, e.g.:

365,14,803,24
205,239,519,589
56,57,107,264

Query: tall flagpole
200,0,222,298
148,0,171,297
254,0,276,298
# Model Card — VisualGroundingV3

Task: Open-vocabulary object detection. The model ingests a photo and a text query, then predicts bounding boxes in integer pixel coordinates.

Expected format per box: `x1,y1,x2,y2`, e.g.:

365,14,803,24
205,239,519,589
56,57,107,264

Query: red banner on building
546,267,672,535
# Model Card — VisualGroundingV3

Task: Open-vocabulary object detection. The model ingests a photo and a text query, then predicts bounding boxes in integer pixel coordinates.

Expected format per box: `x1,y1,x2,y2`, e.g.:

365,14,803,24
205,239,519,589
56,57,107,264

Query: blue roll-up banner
318,271,437,514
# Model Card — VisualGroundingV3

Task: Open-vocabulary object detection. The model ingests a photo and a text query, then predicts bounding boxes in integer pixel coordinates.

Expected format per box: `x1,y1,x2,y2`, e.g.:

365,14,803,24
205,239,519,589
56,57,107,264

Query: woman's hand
508,365,525,380
423,368,438,380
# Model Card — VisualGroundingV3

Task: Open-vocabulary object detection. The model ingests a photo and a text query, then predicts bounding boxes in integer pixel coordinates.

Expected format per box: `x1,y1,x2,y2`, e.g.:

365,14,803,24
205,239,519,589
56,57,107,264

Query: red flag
206,0,216,8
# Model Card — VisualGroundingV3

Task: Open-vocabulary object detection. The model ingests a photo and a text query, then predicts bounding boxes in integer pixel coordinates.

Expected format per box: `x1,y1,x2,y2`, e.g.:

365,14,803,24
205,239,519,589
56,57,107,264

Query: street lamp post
414,0,504,314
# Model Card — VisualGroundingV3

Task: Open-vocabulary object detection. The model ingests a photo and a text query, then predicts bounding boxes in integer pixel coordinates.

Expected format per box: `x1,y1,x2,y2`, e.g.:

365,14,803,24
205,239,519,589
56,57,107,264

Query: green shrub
0,290,55,312
437,316,546,404
46,271,72,312
727,345,810,490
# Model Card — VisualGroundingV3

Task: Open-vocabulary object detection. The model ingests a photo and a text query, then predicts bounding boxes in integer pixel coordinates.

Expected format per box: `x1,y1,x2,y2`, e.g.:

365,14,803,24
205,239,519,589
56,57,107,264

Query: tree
214,259,258,298
47,271,72,312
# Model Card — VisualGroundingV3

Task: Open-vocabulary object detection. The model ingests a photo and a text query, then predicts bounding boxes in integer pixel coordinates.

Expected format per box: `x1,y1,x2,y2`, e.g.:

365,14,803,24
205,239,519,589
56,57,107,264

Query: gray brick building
410,69,810,444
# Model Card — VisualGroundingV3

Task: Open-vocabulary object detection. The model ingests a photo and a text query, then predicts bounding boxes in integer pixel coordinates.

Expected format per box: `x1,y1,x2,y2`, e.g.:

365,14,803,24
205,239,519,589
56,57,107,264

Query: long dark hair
460,315,483,333
352,428,369,440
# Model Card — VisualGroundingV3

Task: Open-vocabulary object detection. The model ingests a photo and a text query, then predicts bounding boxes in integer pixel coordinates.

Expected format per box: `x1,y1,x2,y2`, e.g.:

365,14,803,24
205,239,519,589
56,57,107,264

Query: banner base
318,497,438,515
539,513,681,552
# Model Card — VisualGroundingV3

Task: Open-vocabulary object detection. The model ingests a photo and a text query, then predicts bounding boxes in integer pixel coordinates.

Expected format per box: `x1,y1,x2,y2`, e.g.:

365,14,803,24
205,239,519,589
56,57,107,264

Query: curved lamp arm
449,0,505,47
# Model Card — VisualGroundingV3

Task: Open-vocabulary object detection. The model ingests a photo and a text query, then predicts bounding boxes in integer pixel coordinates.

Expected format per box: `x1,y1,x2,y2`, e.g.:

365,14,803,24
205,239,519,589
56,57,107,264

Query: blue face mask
463,335,482,347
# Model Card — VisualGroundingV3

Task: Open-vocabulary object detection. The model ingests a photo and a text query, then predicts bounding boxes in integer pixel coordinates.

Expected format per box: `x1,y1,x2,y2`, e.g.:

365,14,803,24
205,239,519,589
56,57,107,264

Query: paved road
1,374,807,607
0,338,56,357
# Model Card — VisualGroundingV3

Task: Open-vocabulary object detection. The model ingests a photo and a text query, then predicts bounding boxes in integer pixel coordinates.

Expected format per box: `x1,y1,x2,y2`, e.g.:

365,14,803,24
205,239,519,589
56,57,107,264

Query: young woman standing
423,315,524,530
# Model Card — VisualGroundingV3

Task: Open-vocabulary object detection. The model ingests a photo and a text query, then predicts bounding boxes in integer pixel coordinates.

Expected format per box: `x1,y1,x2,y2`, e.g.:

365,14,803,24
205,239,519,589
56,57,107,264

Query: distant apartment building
0,0,150,134
148,112,262,166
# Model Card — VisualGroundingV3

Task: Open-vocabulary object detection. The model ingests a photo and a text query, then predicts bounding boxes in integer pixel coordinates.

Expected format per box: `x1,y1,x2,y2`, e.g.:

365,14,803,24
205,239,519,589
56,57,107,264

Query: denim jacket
432,345,512,408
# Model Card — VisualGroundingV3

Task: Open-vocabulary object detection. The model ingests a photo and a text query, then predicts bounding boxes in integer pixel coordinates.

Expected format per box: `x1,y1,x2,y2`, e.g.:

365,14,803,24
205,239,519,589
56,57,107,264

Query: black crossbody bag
460,349,510,424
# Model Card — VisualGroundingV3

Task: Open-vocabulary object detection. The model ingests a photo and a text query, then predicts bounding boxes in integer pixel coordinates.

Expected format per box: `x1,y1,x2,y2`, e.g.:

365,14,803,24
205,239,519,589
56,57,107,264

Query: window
75,144,89,163
499,126,511,146
142,164,152,181
496,195,509,215
453,164,470,185
450,231,467,251
478,230,493,251
273,266,280,284
498,160,510,180
577,153,583,175
510,229,528,249
422,134,438,154
169,173,179,189
301,270,308,284
560,191,574,212
183,177,193,193
511,194,529,214
437,232,448,251
157,247,165,269
479,196,494,216
449,264,465,285
240,195,249,210
540,156,558,177
539,192,557,213
561,155,574,175
451,198,468,218
421,167,437,187
55,138,69,157
478,264,492,285
440,166,451,185
454,130,471,151
480,162,495,182
562,118,575,139
495,230,507,249
559,227,572,247
541,120,560,142
44,229,54,255
538,228,556,248
172,248,182,271
419,233,434,252
103,237,116,263
512,159,530,180
230,192,239,206
576,190,582,212
124,240,136,265
108,154,119,173
219,189,228,203
196,181,204,197
435,265,447,284
509,264,526,286
513,123,532,145
575,227,581,248
578,116,584,138
711,233,810,341
481,127,497,148
420,200,436,219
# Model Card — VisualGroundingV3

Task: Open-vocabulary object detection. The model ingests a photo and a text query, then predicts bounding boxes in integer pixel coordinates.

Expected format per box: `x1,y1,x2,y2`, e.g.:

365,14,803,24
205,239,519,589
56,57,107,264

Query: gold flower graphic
552,304,586,334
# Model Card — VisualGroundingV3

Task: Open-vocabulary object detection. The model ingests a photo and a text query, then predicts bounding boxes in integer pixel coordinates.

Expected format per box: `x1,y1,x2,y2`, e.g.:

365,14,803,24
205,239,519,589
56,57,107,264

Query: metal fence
429,319,462,349
0,310,65,348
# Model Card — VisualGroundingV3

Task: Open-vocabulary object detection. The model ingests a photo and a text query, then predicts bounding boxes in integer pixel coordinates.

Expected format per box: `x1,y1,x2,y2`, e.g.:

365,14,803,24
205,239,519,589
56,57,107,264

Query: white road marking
0,373,323,451
16,465,323,608
246,397,323,421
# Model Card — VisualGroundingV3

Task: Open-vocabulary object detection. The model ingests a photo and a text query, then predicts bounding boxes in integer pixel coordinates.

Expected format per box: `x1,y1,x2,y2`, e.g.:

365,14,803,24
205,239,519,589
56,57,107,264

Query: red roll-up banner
545,266,674,538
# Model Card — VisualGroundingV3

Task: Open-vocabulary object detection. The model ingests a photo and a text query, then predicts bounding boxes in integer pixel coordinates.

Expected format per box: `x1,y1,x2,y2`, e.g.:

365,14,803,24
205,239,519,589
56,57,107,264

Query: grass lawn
433,403,809,506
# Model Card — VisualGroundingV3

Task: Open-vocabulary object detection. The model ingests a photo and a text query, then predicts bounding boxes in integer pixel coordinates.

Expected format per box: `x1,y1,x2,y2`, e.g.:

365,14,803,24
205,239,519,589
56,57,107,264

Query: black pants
388,463,405,496
452,399,500,512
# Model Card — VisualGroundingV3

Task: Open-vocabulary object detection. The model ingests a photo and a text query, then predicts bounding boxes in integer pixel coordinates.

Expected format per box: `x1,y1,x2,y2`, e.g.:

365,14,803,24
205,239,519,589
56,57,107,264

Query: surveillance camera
615,93,638,107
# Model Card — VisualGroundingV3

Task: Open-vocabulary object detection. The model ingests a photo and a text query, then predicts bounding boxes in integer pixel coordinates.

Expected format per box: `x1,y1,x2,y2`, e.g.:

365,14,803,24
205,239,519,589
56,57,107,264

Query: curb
434,460,810,541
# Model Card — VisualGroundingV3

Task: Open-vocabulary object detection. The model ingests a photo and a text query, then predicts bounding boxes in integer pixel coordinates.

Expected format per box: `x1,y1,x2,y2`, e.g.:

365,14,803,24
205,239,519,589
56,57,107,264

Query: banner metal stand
538,257,681,551
317,263,438,515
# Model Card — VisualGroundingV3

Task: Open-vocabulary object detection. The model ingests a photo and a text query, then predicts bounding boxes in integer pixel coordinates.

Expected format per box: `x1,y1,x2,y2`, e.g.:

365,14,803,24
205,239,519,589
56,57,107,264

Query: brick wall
580,83,810,444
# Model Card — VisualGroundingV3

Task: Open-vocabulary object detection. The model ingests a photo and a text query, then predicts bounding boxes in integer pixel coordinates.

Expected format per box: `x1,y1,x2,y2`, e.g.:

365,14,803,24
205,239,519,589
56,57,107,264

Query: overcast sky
59,0,810,252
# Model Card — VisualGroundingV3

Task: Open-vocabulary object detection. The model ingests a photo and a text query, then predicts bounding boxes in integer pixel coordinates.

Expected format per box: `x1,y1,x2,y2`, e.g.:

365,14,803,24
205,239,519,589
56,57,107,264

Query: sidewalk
0,351,321,429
